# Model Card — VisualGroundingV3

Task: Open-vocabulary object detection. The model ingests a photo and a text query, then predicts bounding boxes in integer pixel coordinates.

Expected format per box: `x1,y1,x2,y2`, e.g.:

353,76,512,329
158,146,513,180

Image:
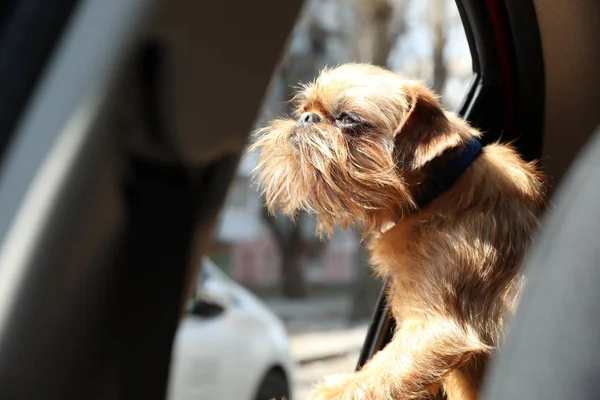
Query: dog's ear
393,84,463,170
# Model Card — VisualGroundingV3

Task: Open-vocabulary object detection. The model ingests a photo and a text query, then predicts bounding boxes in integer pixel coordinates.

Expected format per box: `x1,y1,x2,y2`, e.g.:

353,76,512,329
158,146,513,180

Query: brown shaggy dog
250,63,545,400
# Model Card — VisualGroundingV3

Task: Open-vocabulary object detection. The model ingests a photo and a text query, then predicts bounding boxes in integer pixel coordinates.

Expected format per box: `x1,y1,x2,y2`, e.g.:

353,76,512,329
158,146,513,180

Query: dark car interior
0,0,598,399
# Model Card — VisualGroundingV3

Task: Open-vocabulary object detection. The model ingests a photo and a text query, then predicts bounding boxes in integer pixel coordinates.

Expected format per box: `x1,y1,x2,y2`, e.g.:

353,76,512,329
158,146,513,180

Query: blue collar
413,138,483,209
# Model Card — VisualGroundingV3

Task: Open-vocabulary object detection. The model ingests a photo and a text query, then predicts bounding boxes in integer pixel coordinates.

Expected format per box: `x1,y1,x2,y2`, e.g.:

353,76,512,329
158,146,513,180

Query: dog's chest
368,219,442,321
368,221,417,286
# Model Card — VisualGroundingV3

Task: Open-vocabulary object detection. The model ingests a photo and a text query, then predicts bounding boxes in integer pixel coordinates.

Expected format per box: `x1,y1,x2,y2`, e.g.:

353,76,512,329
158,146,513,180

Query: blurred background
3,0,598,398
200,0,472,398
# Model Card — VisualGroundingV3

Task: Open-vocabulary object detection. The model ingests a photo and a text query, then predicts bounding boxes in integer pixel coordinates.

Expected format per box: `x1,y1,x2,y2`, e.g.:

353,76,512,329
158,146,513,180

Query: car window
204,0,474,398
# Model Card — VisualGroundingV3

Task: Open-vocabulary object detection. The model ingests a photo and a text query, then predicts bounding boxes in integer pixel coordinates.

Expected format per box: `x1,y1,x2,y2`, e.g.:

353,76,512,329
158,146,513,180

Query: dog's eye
336,113,358,126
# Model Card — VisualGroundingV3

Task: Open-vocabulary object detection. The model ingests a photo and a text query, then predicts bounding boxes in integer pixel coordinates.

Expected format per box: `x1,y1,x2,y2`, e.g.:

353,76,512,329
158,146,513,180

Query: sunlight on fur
252,63,546,400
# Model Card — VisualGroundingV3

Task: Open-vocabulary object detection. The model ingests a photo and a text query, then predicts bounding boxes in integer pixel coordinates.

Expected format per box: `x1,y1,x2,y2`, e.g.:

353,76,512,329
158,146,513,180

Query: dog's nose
297,112,321,127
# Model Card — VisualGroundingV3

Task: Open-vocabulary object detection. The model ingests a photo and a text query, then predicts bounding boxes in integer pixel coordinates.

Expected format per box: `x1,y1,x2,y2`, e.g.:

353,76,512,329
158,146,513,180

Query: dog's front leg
306,318,489,400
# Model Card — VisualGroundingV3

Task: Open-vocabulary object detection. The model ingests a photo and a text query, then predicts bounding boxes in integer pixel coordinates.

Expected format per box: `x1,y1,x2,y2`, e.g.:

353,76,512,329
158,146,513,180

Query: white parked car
167,258,295,400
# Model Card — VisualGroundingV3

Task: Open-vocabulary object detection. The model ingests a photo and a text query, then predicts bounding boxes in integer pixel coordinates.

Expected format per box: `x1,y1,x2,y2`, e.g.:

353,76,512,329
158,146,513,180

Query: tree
261,207,308,298
430,0,448,95
349,0,408,322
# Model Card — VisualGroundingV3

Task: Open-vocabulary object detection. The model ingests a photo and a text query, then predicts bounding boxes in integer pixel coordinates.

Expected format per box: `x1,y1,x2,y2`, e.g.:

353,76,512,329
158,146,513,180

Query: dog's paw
306,373,375,400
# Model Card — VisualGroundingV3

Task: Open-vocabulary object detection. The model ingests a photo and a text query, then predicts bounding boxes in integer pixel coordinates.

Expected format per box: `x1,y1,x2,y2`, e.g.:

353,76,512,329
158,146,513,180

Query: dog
250,63,546,400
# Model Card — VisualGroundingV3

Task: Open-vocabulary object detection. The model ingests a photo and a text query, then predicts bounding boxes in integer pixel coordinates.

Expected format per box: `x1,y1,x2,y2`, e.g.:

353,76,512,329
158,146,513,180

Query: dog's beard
250,119,415,236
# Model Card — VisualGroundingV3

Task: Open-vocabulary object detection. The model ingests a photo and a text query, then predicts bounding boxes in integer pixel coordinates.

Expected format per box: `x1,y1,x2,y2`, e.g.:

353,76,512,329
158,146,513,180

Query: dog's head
251,63,475,235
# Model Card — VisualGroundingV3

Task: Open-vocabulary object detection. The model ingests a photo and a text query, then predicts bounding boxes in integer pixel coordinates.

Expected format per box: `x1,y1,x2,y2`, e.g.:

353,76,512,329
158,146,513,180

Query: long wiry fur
250,63,546,400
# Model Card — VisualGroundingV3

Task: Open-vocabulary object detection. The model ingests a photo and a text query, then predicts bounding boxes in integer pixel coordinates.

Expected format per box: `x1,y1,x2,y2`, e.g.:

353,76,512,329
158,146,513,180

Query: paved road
289,324,367,363
288,325,366,400
292,351,360,400
265,296,353,334
264,296,368,400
